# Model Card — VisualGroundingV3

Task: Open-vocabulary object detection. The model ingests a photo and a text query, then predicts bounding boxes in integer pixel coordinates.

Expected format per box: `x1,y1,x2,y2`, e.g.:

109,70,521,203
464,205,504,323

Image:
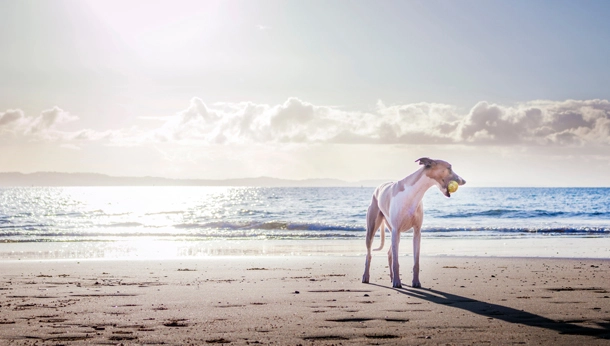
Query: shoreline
1,237,610,261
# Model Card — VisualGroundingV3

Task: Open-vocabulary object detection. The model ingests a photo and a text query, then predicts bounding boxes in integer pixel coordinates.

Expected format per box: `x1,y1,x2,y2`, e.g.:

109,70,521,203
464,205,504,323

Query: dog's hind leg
362,195,382,283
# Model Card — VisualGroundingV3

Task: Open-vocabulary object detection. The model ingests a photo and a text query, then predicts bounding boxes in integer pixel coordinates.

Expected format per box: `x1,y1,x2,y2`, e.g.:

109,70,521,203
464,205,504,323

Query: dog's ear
416,157,436,168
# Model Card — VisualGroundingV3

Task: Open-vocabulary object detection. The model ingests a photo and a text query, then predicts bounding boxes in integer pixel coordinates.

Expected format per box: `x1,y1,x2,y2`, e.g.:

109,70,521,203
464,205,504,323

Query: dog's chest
389,186,424,220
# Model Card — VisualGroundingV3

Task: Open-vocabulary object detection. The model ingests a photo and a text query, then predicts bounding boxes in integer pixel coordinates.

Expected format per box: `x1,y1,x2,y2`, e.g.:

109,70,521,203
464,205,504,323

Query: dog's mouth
441,186,451,198
444,176,465,198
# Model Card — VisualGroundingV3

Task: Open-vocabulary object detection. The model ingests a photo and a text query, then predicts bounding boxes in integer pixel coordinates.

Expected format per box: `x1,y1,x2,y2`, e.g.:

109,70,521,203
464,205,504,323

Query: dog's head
416,157,466,198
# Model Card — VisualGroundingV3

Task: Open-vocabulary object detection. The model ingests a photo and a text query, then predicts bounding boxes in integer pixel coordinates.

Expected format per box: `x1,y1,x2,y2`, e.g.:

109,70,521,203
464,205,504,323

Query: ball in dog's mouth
448,180,459,193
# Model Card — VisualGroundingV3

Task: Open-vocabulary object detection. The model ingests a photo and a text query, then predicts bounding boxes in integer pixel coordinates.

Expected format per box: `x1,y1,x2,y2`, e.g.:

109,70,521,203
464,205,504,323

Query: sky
1,0,610,187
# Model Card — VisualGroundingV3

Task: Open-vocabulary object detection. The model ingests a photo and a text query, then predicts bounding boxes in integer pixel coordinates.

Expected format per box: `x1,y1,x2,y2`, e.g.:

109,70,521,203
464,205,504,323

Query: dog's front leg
390,229,402,288
412,227,421,288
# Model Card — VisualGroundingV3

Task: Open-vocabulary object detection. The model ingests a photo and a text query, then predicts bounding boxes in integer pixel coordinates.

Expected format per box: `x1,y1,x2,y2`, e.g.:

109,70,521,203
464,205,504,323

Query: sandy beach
1,253,609,345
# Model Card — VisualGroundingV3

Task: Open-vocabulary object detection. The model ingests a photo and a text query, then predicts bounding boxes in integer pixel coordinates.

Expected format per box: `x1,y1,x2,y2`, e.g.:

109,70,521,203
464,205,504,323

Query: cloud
0,106,79,140
457,99,610,145
149,97,610,147
148,97,465,146
28,106,78,134
0,109,24,127
3,98,610,148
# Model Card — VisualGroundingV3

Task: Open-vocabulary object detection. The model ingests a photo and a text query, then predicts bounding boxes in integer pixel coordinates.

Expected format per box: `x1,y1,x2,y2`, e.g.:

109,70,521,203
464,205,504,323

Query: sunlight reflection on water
1,186,609,243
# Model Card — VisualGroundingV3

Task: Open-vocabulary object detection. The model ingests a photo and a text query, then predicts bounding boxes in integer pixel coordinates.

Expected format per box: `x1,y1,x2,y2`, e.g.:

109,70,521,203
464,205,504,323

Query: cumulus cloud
149,97,464,146
3,98,610,147
149,97,610,147
457,99,610,145
0,106,79,140
0,109,24,127
28,106,78,134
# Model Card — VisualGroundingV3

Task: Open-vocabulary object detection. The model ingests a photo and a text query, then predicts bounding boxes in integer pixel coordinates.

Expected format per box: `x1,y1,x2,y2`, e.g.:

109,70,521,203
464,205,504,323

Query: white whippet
362,157,466,288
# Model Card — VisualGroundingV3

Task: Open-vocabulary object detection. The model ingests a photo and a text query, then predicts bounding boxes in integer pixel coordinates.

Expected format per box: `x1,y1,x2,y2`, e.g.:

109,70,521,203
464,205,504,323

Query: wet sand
1,256,609,345
2,237,610,260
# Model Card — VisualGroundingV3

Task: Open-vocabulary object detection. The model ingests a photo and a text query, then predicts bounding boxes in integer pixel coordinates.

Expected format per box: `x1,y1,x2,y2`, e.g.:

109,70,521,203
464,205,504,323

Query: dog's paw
362,275,369,284
392,280,402,288
412,281,421,288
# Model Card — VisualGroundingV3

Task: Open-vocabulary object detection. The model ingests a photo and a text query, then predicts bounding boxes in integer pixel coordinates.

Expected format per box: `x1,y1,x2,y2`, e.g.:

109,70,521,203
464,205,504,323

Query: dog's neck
398,167,437,202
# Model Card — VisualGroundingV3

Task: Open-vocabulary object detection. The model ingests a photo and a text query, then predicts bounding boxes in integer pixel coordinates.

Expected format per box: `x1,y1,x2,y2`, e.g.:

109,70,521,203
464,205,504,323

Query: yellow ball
448,180,459,193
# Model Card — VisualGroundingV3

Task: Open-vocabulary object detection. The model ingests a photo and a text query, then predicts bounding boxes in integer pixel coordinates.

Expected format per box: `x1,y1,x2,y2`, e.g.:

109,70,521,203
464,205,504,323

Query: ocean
1,186,609,243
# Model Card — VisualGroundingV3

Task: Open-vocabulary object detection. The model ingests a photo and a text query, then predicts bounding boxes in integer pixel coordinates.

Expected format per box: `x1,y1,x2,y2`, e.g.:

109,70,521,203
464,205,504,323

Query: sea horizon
2,171,609,188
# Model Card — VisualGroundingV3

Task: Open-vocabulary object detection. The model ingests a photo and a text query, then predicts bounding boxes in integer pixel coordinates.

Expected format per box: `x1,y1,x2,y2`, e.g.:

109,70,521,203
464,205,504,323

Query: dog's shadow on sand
369,283,610,339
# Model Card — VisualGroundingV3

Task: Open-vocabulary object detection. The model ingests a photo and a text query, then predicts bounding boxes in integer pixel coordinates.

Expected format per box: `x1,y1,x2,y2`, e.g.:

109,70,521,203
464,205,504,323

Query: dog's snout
452,175,466,186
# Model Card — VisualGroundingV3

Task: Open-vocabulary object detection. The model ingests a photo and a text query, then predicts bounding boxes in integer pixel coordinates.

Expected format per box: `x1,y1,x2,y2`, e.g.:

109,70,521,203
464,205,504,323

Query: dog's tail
373,226,385,251
366,195,386,252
